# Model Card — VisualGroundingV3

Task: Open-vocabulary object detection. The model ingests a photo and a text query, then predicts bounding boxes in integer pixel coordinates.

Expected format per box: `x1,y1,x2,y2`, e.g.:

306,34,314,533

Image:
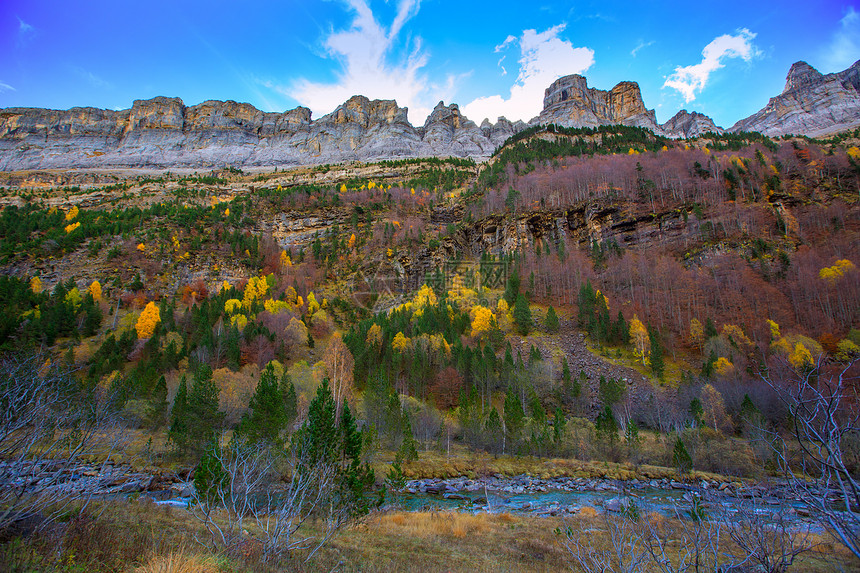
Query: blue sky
0,0,857,129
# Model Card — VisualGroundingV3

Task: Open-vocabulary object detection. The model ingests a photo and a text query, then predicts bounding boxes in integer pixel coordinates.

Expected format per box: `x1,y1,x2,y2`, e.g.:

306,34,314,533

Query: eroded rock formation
730,60,860,136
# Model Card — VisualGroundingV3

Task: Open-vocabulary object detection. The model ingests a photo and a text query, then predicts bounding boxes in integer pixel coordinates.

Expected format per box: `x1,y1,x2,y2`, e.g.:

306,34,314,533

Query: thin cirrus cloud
282,0,447,124
462,25,594,124
0,81,15,93
822,6,859,71
71,67,114,90
631,40,654,57
663,29,759,103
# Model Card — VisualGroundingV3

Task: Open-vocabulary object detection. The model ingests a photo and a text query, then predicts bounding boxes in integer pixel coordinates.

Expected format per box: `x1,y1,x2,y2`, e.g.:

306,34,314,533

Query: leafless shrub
190,433,371,565
556,506,648,573
0,352,129,532
761,357,860,561
723,488,817,573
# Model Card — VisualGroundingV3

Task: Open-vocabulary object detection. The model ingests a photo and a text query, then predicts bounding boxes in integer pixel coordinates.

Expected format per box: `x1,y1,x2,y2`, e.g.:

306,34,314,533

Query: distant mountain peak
732,60,860,137
783,61,824,94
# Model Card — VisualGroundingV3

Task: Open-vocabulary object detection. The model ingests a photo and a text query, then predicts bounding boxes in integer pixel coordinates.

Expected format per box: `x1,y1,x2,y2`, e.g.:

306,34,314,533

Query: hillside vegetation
1,129,859,571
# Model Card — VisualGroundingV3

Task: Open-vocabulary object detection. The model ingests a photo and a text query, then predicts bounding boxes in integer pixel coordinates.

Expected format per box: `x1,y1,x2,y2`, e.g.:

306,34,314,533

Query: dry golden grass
382,445,733,483
577,506,598,519
370,511,495,539
135,550,220,573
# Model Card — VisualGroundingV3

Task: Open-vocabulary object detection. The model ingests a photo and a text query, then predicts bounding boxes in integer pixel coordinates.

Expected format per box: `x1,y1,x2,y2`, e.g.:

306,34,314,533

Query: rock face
3,61,856,171
660,110,723,138
730,60,860,136
537,75,666,134
0,97,504,171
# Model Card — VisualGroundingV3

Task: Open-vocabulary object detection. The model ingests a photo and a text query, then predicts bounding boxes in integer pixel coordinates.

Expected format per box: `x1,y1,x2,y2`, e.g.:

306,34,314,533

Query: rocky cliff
660,110,723,138
5,60,857,172
536,75,667,134
0,96,503,171
730,60,860,136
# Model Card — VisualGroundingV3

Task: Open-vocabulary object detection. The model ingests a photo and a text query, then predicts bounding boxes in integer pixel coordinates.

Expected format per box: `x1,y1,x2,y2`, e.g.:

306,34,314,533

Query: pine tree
294,378,377,516
395,416,418,463
513,293,531,335
503,391,524,445
545,305,559,333
552,407,566,446
194,443,227,505
149,375,169,429
187,364,224,455
595,405,618,445
528,390,545,424
701,350,718,378
81,293,102,337
689,398,704,427
282,373,298,430
648,325,665,379
168,375,189,453
529,344,542,365
704,317,718,339
225,326,240,371
673,437,693,475
238,363,287,445
297,378,339,466
484,407,503,454
504,270,520,305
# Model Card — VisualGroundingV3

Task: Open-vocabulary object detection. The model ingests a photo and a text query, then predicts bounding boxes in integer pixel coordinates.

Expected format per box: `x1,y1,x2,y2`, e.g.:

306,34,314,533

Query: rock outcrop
0,97,503,171
730,60,860,136
660,110,723,138
3,60,856,171
536,75,666,134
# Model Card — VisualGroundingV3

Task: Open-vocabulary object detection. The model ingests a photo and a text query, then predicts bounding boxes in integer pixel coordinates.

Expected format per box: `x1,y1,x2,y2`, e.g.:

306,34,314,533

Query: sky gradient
0,1,857,129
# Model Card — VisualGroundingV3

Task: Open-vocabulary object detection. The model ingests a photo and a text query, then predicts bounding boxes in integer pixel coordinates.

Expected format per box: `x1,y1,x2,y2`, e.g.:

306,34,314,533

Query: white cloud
495,35,517,53
0,81,15,93
462,24,594,124
663,29,758,102
631,40,654,57
823,7,860,71
18,17,33,34
16,16,35,50
72,67,113,90
282,0,445,124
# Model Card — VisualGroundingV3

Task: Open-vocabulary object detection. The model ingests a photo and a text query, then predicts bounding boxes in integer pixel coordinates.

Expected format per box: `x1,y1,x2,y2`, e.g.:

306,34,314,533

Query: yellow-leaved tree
306,292,320,315
767,319,781,342
497,298,511,331
89,280,102,302
789,342,814,371
721,324,753,349
65,206,79,221
689,318,704,350
714,357,735,377
392,332,410,353
30,276,42,294
280,250,292,269
347,233,356,250
701,384,730,431
629,315,650,365
366,323,382,349
136,301,161,339
470,306,497,339
323,332,354,418
242,276,269,310
819,259,855,285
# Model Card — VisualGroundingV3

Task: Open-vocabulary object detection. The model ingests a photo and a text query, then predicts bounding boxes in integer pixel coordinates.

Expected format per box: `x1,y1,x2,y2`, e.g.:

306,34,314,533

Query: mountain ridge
1,60,857,171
